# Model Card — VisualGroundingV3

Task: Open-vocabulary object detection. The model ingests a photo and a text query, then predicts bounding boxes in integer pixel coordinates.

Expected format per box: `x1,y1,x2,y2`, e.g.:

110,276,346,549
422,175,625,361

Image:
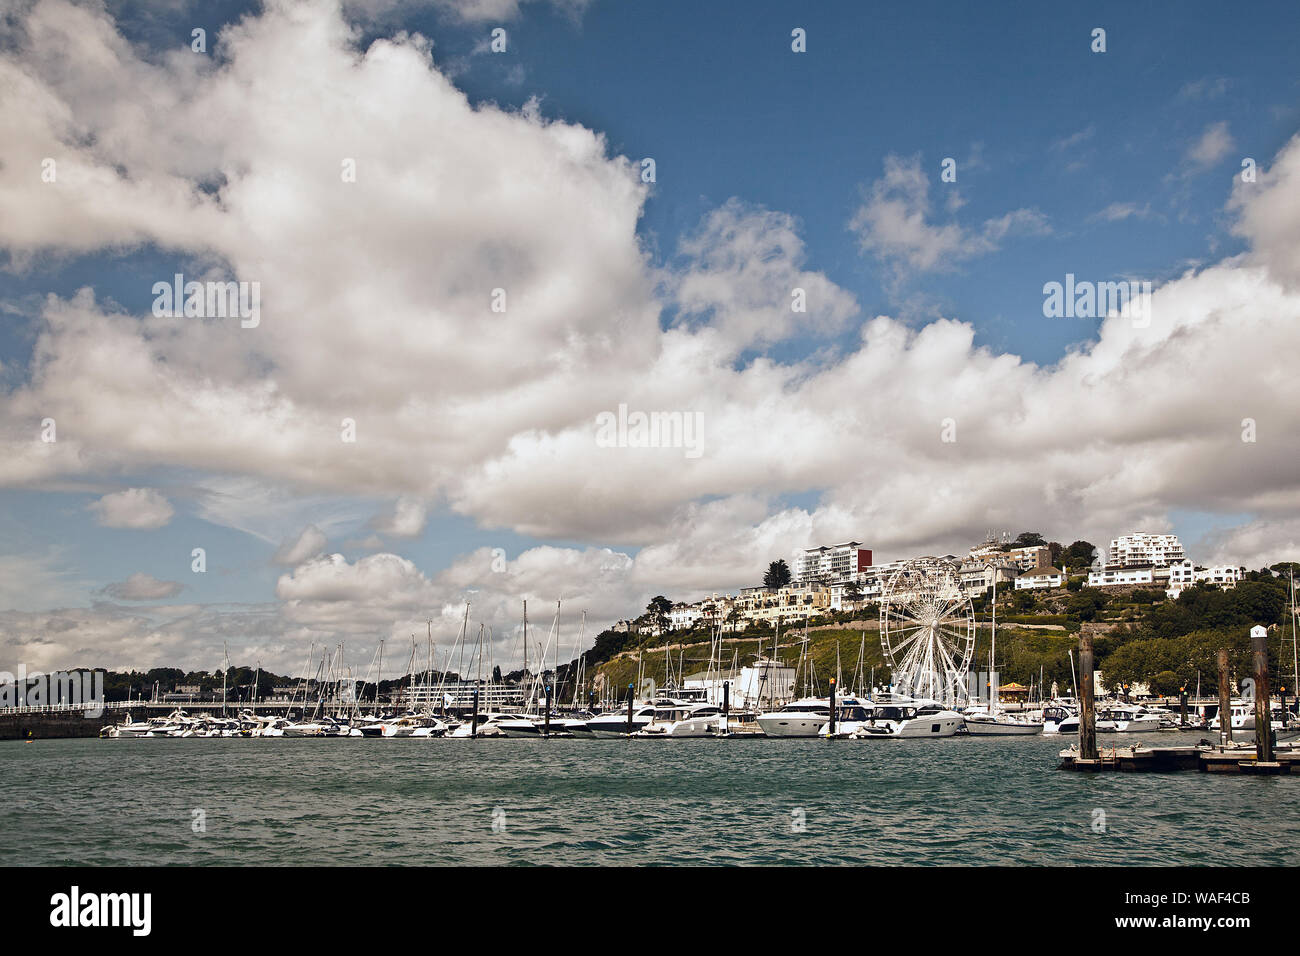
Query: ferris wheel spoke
884,623,928,655
933,593,968,622
933,636,963,681
895,638,927,671
935,623,972,658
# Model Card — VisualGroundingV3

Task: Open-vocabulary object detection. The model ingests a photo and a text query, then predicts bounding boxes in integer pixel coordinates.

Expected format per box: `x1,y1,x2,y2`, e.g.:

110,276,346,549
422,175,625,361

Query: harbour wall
0,711,112,741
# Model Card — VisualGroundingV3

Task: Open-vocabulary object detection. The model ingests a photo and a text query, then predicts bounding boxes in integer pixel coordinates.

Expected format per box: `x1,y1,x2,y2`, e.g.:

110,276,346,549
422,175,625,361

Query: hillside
578,571,1298,699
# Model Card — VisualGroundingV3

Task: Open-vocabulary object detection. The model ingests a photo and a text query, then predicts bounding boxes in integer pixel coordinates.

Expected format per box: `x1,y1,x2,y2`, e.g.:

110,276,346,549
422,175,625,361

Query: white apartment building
828,582,878,610
1199,565,1247,586
969,543,1051,572
794,542,872,585
1166,561,1246,598
1014,566,1065,590
1168,559,1196,587
667,603,703,631
1107,533,1185,568
959,559,1019,593
1088,566,1155,587
735,583,832,624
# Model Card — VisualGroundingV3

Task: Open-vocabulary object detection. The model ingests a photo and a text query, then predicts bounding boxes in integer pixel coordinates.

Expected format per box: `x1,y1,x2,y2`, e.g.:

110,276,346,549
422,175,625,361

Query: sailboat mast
1290,570,1298,711
990,570,997,711
764,616,774,712
221,641,231,718
477,622,485,703
575,610,587,707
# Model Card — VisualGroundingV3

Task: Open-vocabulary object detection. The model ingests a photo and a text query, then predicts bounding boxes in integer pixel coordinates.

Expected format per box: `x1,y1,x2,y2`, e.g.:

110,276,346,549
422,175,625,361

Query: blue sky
2,0,1298,672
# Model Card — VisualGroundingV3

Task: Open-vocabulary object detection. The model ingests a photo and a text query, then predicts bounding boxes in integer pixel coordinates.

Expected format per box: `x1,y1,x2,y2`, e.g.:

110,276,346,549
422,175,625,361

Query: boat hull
586,716,652,737
756,715,827,738
854,713,965,738
963,719,1040,736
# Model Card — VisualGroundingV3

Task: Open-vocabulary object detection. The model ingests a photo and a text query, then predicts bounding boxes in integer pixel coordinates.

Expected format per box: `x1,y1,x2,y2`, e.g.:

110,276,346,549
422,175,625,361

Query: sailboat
963,575,1039,735
496,600,576,737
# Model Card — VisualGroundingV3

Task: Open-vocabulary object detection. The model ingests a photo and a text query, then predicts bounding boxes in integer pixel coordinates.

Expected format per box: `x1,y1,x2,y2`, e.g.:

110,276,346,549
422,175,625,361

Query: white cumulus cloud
87,488,175,530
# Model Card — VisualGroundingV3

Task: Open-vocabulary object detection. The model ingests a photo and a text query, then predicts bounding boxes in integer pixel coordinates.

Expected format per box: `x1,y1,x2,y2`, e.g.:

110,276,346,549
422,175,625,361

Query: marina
80,561,1300,751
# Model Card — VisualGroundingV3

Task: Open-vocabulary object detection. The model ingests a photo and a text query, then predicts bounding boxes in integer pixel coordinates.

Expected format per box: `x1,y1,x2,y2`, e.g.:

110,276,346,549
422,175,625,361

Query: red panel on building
857,549,872,571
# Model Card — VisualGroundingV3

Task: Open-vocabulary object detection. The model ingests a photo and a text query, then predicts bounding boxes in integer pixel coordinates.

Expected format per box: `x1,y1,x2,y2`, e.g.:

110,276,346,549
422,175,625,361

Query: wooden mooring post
1078,629,1098,761
828,678,837,736
1252,625,1273,763
1218,649,1233,747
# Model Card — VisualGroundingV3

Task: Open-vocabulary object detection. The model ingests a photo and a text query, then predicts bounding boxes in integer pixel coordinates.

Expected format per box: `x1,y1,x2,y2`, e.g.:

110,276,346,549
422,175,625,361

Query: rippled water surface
4,734,1297,865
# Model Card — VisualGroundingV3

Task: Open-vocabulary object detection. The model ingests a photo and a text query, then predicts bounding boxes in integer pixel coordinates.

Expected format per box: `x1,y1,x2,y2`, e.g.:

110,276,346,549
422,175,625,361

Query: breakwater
0,709,115,740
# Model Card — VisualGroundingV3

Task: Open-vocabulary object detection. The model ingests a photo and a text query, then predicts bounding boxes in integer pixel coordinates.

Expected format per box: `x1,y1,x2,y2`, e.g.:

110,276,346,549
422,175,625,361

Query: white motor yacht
410,718,451,737
634,702,726,737
962,705,1041,736
1209,699,1258,732
1208,699,1294,734
488,713,571,737
101,712,153,737
756,698,833,737
280,719,332,737
815,699,875,737
1041,701,1078,735
1097,704,1161,733
446,713,508,737
252,716,292,737
850,698,965,738
586,703,658,737
1052,702,1159,734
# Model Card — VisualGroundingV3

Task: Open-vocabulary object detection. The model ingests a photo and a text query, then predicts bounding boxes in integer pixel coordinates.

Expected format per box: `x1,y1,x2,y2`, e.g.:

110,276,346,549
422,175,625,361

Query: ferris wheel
879,559,975,706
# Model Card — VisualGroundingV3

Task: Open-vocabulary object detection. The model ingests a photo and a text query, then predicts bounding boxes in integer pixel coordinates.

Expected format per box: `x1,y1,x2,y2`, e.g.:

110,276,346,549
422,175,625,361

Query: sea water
3,734,1296,866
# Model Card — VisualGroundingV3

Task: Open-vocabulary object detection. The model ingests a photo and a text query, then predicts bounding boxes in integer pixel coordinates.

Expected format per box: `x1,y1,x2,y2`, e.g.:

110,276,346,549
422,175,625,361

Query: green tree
1066,587,1109,621
1101,627,1255,691
1149,670,1182,696
1014,531,1047,548
763,559,792,589
1060,540,1098,571
1144,579,1287,640
646,595,673,631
